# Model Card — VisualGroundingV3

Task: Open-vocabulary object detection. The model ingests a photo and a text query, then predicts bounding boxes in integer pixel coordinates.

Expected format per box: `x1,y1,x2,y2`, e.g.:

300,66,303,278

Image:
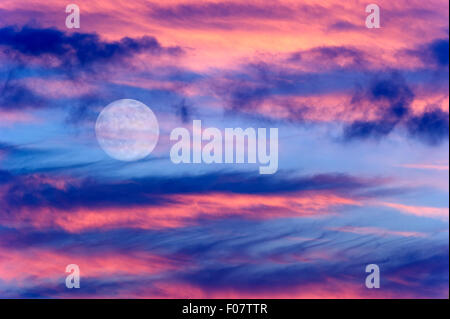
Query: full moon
95,99,159,161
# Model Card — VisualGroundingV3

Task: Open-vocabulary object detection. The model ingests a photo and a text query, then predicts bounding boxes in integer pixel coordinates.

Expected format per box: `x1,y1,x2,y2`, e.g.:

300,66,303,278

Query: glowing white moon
95,99,159,161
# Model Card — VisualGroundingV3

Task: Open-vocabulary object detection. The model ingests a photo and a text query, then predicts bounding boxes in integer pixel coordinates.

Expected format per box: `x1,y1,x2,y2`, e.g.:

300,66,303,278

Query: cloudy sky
0,0,448,298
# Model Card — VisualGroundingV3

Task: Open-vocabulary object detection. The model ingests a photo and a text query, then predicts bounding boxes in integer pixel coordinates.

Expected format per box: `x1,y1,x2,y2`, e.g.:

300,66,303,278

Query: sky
0,0,448,298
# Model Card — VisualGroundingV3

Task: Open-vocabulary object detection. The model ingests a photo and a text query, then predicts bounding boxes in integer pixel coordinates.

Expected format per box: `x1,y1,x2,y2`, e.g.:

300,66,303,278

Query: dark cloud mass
345,73,449,144
404,38,449,69
416,39,450,67
0,26,183,68
0,171,377,211
407,108,449,145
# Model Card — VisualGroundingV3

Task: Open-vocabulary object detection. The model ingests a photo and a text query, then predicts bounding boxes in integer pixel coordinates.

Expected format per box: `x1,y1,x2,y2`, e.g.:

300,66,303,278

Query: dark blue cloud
344,120,397,140
0,26,183,69
344,74,414,140
364,73,413,117
0,26,186,110
0,169,13,184
413,39,450,67
343,73,448,145
404,38,449,69
0,171,376,211
407,108,449,145
429,39,449,66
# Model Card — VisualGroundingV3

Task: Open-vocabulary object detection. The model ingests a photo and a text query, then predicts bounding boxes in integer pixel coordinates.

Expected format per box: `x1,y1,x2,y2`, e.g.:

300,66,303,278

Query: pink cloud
0,191,361,232
380,202,449,220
